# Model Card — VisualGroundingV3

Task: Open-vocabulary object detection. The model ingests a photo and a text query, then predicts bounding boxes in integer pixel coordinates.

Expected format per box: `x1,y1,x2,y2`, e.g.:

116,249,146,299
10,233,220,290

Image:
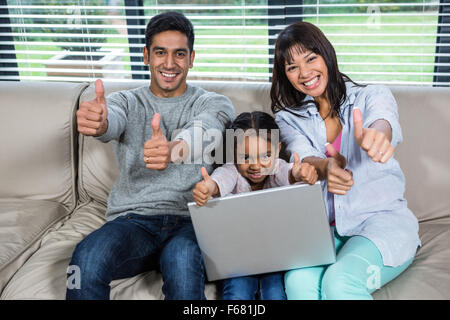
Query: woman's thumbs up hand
353,108,394,163
325,143,354,195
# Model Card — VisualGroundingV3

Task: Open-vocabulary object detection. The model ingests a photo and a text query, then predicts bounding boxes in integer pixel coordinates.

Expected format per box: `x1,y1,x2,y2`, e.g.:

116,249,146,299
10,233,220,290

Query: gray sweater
97,84,235,221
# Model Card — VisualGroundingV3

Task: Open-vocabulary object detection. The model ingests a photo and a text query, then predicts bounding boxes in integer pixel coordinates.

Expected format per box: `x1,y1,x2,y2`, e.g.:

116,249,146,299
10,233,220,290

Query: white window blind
0,0,449,86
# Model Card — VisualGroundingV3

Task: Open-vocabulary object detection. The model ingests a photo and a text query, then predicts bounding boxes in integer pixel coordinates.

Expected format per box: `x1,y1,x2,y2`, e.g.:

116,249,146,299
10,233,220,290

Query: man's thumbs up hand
151,112,163,138
95,78,106,104
193,167,219,206
290,152,318,185
143,113,170,170
76,79,109,137
353,108,394,163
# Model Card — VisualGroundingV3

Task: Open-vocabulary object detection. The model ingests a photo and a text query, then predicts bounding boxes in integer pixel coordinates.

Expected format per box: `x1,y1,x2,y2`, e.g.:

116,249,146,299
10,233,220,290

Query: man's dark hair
145,11,195,53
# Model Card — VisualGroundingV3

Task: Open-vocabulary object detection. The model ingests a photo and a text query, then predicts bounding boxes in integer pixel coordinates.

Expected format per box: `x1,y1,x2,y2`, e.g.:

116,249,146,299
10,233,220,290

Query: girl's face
284,47,329,100
235,135,281,185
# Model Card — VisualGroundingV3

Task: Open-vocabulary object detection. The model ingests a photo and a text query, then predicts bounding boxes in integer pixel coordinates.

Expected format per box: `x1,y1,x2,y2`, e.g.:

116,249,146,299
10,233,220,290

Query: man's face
144,30,195,98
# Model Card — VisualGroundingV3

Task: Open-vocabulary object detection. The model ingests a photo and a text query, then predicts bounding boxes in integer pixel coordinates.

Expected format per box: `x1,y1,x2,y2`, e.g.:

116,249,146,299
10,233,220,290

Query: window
1,0,449,86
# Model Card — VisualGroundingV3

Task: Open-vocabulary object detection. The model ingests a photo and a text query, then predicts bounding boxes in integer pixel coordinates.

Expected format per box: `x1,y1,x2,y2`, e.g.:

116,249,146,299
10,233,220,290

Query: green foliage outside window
13,0,113,52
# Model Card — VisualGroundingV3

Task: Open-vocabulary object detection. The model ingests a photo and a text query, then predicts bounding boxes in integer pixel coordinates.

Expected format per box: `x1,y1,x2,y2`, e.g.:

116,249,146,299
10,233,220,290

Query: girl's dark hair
218,111,281,165
145,11,194,53
229,111,279,135
270,21,362,118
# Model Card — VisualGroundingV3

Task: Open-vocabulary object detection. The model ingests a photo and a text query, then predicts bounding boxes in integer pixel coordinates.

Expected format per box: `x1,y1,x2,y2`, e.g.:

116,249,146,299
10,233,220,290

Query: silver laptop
188,182,336,281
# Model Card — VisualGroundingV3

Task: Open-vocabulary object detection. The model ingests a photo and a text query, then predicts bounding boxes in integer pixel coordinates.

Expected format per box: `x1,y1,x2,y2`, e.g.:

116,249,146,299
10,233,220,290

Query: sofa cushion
0,199,70,293
0,200,218,299
373,221,450,299
0,81,88,210
0,81,88,294
78,136,118,206
0,200,104,299
3,213,448,299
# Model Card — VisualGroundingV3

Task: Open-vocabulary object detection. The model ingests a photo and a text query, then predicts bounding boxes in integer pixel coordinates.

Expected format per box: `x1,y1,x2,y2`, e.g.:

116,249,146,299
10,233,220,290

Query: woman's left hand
353,108,395,163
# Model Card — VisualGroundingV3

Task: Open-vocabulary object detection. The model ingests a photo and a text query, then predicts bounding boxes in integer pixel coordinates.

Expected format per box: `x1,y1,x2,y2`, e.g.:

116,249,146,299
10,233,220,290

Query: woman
271,22,421,300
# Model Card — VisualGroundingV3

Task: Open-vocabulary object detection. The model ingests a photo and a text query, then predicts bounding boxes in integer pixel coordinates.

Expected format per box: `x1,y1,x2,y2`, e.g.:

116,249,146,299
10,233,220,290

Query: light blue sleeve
275,113,325,163
360,85,403,147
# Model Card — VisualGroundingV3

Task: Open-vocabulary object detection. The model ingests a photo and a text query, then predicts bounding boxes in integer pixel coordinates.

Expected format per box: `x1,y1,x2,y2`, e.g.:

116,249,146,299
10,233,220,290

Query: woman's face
284,48,329,100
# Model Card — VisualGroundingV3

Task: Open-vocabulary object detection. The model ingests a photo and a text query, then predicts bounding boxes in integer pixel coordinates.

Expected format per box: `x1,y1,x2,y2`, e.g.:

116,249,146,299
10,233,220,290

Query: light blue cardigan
275,82,421,267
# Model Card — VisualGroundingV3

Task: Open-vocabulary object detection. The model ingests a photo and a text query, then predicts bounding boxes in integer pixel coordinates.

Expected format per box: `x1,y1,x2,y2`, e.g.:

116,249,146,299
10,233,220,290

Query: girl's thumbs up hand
193,167,219,206
290,152,318,185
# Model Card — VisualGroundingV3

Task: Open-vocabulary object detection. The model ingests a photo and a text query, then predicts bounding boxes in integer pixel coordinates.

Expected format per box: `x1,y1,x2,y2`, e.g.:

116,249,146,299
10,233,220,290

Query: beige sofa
0,80,449,300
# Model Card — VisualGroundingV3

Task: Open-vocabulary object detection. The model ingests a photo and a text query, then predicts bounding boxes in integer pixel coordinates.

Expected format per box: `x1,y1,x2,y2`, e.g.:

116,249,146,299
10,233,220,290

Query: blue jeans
66,213,206,300
222,272,286,300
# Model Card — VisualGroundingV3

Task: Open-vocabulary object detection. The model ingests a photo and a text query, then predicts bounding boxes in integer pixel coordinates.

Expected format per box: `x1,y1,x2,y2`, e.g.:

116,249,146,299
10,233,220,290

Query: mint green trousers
284,228,415,300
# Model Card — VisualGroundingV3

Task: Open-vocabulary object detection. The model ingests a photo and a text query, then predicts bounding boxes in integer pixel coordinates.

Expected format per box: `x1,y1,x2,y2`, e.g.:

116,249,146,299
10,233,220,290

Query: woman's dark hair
270,21,361,118
145,11,194,53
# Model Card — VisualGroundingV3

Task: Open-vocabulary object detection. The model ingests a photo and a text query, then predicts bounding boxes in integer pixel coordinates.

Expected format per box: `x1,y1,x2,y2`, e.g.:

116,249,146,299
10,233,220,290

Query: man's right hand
76,79,108,137
193,167,218,206
325,143,354,195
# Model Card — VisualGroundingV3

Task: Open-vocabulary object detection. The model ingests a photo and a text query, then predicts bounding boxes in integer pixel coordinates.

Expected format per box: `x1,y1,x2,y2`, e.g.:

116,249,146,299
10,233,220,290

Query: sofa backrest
78,81,450,223
0,81,87,210
390,86,450,223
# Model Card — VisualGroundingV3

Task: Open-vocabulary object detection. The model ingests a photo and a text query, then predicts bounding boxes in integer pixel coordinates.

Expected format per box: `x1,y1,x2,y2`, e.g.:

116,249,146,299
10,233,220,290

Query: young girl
193,111,318,300
270,22,421,299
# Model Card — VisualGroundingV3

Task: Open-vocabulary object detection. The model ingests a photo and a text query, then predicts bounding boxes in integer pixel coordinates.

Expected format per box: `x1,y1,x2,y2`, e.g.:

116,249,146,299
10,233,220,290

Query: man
67,11,235,300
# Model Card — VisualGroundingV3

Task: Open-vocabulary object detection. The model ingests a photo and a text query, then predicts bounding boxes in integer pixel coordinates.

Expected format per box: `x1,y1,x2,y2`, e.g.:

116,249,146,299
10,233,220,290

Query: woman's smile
302,75,321,90
285,49,328,99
